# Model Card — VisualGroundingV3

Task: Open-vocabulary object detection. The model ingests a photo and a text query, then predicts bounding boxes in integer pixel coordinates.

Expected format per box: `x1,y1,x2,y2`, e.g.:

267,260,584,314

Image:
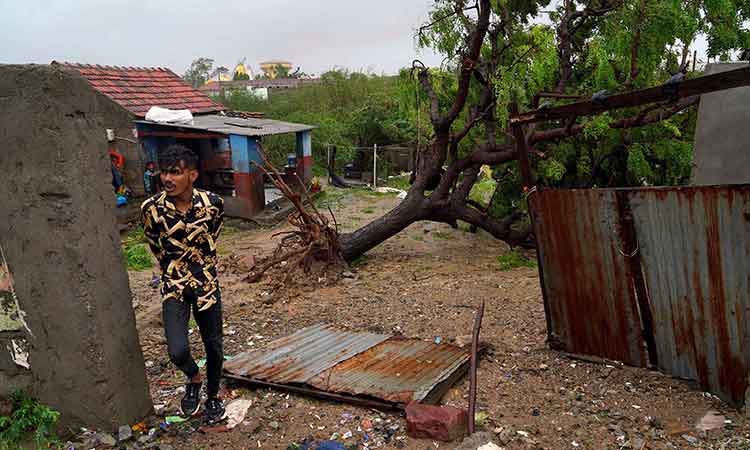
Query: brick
405,402,468,442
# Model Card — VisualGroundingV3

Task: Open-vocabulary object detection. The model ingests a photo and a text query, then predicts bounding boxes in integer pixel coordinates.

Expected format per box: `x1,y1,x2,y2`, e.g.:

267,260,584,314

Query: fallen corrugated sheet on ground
223,323,471,408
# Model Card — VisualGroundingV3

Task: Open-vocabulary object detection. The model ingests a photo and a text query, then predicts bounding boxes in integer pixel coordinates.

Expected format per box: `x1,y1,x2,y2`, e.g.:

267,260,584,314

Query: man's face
160,161,198,197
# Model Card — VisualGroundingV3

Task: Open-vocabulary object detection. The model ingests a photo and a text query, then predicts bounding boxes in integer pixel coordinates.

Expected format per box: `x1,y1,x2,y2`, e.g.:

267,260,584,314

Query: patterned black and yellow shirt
141,189,224,310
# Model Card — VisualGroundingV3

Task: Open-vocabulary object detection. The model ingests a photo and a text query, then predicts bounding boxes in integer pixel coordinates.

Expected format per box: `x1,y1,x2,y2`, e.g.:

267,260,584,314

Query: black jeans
162,292,223,397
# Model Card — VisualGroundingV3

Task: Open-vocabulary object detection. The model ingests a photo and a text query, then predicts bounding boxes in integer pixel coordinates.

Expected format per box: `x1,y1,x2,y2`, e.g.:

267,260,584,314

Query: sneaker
180,382,202,417
204,396,226,424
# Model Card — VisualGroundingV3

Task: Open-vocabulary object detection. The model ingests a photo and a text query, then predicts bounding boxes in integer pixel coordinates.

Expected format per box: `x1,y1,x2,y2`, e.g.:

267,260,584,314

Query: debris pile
244,150,344,290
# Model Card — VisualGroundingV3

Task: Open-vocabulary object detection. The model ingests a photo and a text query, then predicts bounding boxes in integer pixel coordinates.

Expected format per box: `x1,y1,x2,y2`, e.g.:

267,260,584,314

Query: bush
0,391,60,450
497,250,536,271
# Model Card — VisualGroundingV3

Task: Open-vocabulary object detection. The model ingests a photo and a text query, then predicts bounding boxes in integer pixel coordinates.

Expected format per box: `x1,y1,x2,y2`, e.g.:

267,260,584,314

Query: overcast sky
0,0,711,77
0,0,444,76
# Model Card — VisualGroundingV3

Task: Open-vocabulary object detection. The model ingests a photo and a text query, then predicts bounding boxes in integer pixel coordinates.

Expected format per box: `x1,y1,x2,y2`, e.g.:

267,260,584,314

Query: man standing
141,145,226,423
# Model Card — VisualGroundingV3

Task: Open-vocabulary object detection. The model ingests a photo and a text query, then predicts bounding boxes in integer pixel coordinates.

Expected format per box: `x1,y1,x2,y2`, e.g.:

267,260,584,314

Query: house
53,61,224,196
52,62,314,219
199,77,322,99
134,114,313,219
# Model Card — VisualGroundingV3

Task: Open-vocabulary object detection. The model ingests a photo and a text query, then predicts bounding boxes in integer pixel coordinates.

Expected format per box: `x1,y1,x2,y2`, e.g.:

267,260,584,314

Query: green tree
336,0,750,261
222,69,412,168
183,57,214,88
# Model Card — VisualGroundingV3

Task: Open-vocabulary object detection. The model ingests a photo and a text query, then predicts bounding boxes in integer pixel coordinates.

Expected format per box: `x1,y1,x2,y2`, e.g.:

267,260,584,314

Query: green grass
497,250,536,271
123,224,147,246
122,225,154,271
124,244,153,271
432,231,454,240
412,234,425,241
221,225,240,237
349,254,371,267
0,391,60,450
361,207,376,214
384,174,411,191
352,188,394,199
314,188,348,210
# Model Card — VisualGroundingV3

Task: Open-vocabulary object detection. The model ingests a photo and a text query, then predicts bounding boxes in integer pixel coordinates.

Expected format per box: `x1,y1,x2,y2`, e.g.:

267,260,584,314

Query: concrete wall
0,64,151,429
692,62,750,185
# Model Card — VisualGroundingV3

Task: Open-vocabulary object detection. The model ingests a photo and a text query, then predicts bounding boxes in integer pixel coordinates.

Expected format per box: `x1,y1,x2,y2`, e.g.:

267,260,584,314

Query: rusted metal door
533,185,750,408
532,189,647,367
630,186,750,407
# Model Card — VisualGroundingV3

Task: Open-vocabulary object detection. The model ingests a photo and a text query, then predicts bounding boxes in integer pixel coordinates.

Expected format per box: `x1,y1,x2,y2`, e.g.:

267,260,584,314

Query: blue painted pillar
229,134,264,217
295,130,312,181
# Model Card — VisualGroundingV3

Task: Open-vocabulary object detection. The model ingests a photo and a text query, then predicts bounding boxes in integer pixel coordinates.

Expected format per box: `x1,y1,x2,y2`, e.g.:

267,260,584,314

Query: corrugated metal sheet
630,186,750,407
224,324,471,405
532,189,647,366
534,185,750,408
134,114,314,138
223,323,389,384
309,338,470,404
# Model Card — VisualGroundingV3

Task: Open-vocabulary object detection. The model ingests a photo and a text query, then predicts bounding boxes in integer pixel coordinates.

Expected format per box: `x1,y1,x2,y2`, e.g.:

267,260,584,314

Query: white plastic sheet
145,106,194,125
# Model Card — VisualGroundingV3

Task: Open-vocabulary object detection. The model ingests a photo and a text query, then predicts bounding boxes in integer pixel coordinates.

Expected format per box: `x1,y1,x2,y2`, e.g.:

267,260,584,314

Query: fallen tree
245,151,343,285
263,0,750,264
339,0,652,261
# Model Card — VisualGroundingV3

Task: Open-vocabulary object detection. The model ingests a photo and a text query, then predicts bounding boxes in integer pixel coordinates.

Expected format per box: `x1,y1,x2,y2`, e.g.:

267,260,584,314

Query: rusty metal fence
532,185,750,408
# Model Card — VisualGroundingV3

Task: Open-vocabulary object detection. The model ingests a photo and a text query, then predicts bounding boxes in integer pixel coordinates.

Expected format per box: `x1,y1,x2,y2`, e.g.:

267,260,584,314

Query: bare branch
453,164,481,201
451,203,531,247
439,0,491,128
452,94,495,145
417,68,441,125
418,1,478,35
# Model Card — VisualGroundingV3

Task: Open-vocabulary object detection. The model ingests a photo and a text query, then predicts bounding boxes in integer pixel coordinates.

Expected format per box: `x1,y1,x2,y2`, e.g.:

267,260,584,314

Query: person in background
110,148,125,190
143,161,157,195
141,145,226,423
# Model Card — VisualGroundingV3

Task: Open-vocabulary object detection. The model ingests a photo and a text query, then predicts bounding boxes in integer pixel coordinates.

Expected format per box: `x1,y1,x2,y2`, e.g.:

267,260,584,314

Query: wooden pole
468,300,485,435
510,65,750,125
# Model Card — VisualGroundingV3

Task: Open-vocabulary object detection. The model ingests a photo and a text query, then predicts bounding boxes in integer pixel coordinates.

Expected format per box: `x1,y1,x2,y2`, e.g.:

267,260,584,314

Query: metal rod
373,143,378,189
327,144,331,183
467,300,485,435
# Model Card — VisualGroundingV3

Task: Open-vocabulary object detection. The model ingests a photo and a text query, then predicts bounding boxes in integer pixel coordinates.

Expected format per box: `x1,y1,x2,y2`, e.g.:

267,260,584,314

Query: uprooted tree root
243,152,344,290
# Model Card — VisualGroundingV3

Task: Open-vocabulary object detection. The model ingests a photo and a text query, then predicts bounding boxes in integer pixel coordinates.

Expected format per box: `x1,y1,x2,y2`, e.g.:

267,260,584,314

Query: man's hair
158,145,198,170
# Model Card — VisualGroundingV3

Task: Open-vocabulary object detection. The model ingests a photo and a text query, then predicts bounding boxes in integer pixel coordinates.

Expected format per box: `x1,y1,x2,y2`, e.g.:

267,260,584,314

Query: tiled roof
53,61,224,117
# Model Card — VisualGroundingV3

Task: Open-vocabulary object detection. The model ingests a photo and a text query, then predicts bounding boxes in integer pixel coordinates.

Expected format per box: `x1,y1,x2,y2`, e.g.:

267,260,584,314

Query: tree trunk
339,194,428,261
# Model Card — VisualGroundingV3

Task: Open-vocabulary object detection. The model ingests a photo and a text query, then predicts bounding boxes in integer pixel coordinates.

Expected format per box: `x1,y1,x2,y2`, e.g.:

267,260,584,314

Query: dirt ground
124,187,749,450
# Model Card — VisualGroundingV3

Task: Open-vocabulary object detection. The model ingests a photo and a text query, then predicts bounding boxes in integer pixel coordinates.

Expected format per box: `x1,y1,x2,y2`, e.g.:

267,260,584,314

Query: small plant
384,174,411,191
432,231,453,240
122,225,154,271
349,254,370,267
313,189,347,210
124,243,153,271
122,225,147,246
361,207,376,214
497,250,536,271
0,391,61,450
